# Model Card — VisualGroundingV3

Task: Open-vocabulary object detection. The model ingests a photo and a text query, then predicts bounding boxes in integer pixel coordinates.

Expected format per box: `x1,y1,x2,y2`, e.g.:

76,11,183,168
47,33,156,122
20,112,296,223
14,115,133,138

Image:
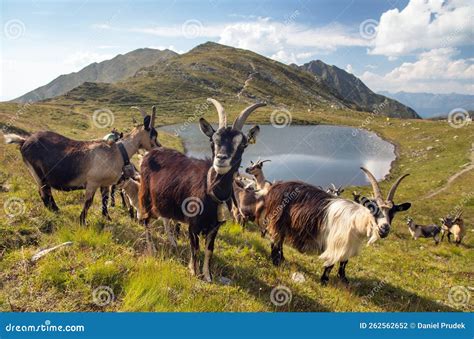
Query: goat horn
261,159,271,164
207,98,227,129
386,173,410,202
232,102,266,131
331,183,337,190
131,106,147,118
454,209,463,220
360,167,383,203
149,106,156,129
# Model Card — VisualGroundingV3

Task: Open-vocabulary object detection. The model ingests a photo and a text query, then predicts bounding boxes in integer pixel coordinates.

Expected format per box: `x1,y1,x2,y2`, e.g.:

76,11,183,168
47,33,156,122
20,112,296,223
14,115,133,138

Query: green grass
0,101,472,312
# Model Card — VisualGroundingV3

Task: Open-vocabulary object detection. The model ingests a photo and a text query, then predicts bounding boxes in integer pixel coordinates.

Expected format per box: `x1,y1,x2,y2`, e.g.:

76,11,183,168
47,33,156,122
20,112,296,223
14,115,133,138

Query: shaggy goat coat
263,181,378,266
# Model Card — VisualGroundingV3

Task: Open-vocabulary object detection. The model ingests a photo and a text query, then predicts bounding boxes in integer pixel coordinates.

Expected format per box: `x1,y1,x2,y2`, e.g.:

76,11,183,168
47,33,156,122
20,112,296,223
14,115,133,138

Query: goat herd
3,99,467,285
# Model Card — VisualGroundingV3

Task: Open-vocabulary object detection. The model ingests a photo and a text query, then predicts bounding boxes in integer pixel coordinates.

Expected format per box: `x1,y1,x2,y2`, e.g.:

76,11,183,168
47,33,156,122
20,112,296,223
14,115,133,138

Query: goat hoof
203,274,212,283
320,278,329,286
338,276,349,285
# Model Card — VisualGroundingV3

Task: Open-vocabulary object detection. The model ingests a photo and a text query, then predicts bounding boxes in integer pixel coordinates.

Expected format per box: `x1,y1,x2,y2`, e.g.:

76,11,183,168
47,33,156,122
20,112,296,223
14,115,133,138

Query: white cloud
218,19,368,62
64,52,115,69
360,48,474,94
95,17,368,64
345,64,353,73
370,0,473,58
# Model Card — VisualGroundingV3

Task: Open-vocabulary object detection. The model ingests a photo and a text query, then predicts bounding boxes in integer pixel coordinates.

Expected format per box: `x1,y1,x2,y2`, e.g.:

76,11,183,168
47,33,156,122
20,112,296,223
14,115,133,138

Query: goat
139,98,265,282
326,183,344,196
231,179,266,236
440,210,466,245
4,107,160,225
259,167,411,285
245,158,272,192
116,176,140,220
406,217,441,244
352,191,361,203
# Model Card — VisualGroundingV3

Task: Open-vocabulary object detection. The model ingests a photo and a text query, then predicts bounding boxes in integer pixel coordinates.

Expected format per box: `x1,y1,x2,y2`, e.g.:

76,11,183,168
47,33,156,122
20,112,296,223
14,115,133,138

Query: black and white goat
139,98,265,281
4,107,160,224
406,217,441,244
260,168,411,284
326,183,344,197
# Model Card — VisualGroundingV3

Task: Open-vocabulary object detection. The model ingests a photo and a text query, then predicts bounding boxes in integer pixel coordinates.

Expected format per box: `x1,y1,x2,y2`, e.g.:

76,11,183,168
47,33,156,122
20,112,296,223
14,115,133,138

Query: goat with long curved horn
360,167,383,203
386,174,410,202
232,102,266,131
207,98,227,129
131,106,147,118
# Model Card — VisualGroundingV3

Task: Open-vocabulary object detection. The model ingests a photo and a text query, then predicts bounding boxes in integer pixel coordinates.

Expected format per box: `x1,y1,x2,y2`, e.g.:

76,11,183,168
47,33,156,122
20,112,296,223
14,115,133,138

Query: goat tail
3,133,26,146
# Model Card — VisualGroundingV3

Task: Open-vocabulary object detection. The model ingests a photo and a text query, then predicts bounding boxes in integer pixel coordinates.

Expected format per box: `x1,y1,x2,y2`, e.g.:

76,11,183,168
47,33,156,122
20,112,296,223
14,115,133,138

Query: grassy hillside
0,101,472,312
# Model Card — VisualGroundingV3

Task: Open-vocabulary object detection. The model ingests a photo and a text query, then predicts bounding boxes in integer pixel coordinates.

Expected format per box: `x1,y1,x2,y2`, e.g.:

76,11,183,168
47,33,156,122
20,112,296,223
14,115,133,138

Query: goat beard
367,226,381,246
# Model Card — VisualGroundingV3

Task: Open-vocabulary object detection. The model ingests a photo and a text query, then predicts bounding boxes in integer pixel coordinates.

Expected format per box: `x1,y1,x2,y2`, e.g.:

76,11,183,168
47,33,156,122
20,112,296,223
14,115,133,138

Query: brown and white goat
139,98,265,281
260,168,411,285
406,217,441,244
4,107,160,225
440,210,466,245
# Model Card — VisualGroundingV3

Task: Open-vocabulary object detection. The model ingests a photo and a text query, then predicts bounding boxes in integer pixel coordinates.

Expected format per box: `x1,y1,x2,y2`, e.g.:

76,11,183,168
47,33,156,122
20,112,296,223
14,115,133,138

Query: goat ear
199,118,215,138
247,125,260,145
395,202,411,212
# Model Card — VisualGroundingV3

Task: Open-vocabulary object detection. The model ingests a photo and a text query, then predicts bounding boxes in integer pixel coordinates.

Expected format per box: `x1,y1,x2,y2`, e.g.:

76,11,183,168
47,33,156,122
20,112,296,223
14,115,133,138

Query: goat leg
110,185,116,207
80,184,98,226
320,265,334,285
100,186,111,220
188,230,200,277
203,227,219,282
39,185,59,212
162,218,177,248
270,238,284,266
337,260,349,285
142,218,157,256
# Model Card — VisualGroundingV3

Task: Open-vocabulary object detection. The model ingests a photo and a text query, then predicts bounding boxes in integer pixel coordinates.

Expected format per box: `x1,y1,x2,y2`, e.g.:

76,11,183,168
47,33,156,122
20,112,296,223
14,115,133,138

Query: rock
453,135,458,139
291,272,305,283
426,146,434,151
105,260,114,266
219,276,232,285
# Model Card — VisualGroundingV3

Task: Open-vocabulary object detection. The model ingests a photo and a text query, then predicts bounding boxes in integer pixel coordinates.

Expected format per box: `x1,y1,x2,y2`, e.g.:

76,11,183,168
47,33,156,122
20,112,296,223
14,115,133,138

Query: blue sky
1,0,473,100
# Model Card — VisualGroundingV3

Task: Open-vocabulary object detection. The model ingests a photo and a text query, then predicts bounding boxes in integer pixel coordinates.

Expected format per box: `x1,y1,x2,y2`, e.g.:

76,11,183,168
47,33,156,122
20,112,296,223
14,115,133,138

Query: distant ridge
12,48,178,103
300,60,420,119
378,91,474,118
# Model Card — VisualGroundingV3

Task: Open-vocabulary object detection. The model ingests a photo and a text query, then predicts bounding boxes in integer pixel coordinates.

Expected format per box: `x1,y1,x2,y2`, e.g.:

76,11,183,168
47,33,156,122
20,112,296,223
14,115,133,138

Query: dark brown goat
139,98,265,282
4,107,159,224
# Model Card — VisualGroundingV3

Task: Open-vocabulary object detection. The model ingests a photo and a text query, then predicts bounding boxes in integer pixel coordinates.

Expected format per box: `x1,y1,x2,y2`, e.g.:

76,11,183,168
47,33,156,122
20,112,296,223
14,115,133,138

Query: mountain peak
300,59,420,118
